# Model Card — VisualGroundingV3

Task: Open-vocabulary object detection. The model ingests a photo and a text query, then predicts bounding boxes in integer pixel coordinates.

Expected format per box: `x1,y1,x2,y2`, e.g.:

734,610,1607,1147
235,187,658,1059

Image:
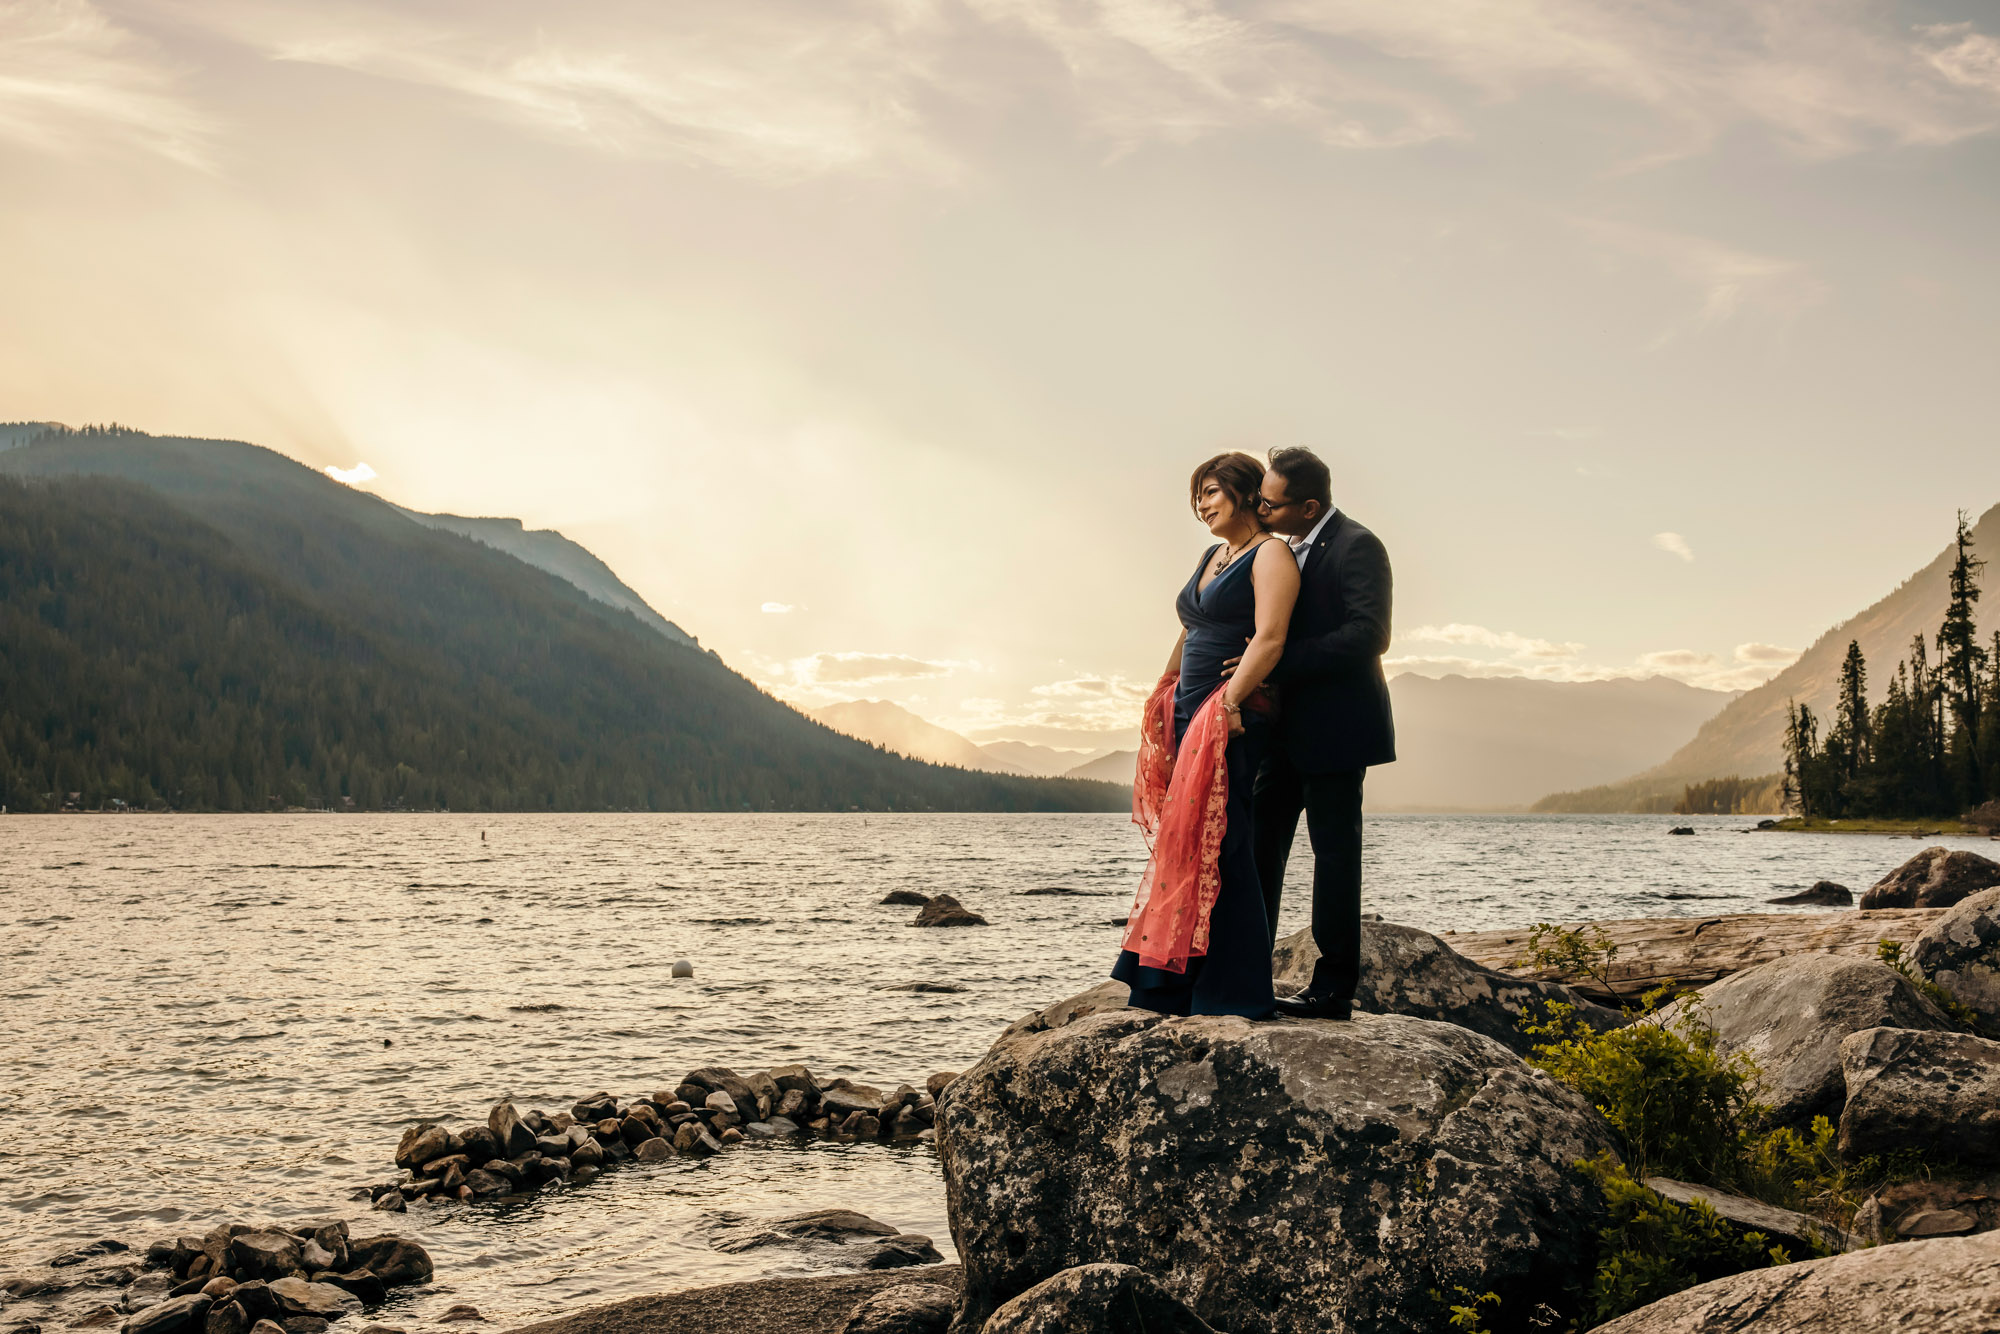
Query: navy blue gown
1112,541,1278,1020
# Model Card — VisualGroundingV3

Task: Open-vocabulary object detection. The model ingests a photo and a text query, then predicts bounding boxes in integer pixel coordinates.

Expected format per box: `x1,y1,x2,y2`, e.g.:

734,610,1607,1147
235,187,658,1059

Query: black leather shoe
1272,993,1353,1021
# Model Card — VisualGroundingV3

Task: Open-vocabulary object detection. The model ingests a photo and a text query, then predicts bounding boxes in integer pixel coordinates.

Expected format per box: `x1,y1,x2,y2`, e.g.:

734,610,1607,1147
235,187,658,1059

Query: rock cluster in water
375,1065,962,1206
0,1223,433,1334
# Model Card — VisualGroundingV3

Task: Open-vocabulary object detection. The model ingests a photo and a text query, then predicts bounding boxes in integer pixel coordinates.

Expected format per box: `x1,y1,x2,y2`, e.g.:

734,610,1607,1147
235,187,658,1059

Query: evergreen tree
1938,511,1988,806
1783,701,1821,816
1821,639,1871,813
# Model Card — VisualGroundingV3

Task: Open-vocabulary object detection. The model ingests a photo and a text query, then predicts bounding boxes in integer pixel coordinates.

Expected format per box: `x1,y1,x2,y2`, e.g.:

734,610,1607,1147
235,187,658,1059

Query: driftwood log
1441,909,1946,1006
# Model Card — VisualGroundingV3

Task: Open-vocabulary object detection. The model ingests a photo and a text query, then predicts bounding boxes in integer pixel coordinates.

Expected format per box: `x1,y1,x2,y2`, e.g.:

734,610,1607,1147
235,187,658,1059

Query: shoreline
1758,816,1988,836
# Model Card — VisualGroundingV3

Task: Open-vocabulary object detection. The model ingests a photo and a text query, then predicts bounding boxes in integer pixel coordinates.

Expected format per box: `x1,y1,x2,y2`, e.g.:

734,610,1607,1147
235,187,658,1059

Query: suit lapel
1298,510,1345,586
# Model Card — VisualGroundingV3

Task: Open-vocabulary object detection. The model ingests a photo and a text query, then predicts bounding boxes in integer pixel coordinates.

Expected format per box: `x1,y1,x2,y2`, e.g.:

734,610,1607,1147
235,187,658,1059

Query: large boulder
1272,921,1627,1055
982,1264,1215,1334
1654,955,1952,1127
1588,1229,2000,1332
938,1006,1619,1334
122,1295,213,1334
914,895,987,927
1909,887,2000,1026
1839,1026,2000,1168
1861,846,2000,910
224,1232,304,1283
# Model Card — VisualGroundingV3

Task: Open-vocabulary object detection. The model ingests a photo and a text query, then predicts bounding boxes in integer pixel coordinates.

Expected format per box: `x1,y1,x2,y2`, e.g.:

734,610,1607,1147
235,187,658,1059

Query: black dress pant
1251,752,1365,1002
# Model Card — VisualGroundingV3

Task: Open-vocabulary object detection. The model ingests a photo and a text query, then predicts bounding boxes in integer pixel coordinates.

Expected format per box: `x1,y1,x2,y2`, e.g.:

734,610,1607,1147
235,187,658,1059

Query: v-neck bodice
1173,541,1264,725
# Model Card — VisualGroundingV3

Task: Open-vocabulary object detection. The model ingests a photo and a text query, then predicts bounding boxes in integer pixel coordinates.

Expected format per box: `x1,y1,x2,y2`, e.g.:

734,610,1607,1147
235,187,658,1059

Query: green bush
1578,1154,1791,1323
1876,938,1989,1034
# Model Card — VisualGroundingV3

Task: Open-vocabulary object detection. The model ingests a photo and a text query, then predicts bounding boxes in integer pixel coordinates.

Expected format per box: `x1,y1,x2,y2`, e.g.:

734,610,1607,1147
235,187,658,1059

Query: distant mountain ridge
1541,501,2000,810
0,425,1124,813
397,509,698,647
813,699,1023,773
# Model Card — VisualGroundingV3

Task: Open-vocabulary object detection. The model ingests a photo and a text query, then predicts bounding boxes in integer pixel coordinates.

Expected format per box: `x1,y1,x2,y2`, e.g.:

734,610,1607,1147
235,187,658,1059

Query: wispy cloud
760,602,797,614
324,461,377,485
1403,622,1585,660
1388,624,1796,691
1652,531,1694,561
0,0,212,167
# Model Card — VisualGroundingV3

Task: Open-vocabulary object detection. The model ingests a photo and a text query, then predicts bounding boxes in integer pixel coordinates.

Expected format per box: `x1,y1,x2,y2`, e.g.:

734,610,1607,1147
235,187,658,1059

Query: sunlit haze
8,0,2000,748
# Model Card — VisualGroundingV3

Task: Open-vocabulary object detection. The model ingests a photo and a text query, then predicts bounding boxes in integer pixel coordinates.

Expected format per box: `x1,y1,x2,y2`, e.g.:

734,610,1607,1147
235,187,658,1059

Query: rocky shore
19,843,2000,1334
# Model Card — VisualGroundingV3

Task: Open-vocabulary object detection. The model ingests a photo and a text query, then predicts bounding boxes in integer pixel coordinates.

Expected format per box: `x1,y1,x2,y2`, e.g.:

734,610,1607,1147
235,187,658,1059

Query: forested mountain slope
0,427,1122,812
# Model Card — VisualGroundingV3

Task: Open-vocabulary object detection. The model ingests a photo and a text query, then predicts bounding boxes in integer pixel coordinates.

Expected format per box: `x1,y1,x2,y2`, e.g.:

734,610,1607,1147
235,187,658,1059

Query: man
1234,446,1395,1021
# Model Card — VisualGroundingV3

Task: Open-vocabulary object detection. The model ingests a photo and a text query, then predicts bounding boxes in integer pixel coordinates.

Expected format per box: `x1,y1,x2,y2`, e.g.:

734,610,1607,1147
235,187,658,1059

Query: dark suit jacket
1268,510,1396,773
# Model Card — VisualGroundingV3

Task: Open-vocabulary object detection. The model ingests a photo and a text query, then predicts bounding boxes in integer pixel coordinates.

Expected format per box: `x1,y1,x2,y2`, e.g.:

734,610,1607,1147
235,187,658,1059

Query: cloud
794,651,960,684
0,0,213,167
1402,622,1585,659
1652,531,1694,561
1574,219,1829,341
1920,23,2000,98
1634,641,1798,691
1734,641,1798,665
760,602,797,614
324,461,377,485
181,0,953,181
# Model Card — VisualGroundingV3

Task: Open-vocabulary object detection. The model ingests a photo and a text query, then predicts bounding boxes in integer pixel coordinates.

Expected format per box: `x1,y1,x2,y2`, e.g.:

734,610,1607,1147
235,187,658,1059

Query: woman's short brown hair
1188,451,1266,517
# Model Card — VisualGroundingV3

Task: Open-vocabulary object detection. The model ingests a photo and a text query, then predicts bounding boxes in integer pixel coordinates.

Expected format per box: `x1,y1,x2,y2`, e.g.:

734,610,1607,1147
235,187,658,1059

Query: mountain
1368,673,1738,811
397,509,697,647
1540,501,2000,811
1067,750,1137,784
812,699,1023,773
979,740,1110,777
0,425,1124,813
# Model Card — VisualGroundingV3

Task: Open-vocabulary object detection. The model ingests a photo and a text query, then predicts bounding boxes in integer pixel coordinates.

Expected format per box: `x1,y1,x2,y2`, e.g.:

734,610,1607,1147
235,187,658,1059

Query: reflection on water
2,812,1991,1323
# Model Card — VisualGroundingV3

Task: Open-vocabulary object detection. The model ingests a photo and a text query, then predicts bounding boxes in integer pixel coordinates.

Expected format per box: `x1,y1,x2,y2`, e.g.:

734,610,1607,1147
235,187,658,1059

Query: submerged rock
982,1264,1213,1334
913,895,987,928
1839,1027,2000,1168
341,1239,430,1289
939,1006,1618,1334
715,1209,902,1254
879,891,931,907
1767,881,1854,907
1591,1229,2000,1332
1655,955,1952,1127
1861,847,2000,910
1271,920,1626,1055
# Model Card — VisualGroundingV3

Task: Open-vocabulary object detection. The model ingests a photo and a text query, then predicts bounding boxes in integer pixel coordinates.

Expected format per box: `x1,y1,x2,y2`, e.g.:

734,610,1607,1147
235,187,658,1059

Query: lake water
4,812,1996,1326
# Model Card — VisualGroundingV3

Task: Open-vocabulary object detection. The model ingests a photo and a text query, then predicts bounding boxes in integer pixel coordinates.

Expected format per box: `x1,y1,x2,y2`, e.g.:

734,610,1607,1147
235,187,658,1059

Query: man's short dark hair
1266,447,1332,509
1188,451,1265,517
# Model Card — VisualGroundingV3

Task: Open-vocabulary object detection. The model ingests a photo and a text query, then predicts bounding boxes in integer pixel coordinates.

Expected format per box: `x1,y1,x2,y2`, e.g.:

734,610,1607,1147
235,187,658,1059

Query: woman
1112,452,1299,1019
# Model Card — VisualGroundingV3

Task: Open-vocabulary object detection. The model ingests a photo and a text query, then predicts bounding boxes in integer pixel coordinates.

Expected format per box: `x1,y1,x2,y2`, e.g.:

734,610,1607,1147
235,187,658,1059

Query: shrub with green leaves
1577,1154,1791,1324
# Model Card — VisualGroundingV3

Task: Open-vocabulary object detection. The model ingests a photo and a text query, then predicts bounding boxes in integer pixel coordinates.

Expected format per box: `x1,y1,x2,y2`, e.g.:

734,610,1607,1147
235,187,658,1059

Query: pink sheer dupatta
1121,672,1233,974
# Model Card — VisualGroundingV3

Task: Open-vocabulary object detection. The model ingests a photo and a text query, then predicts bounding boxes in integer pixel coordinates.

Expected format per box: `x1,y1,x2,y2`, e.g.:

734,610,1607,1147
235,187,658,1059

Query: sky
5,0,2000,750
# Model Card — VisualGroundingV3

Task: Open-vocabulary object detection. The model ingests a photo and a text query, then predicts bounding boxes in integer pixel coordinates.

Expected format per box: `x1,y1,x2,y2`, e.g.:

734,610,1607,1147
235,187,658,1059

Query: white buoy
671,959,695,978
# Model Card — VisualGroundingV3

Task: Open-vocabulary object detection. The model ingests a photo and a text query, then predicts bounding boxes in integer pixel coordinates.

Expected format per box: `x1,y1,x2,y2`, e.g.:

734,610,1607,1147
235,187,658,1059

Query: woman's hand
1223,703,1245,737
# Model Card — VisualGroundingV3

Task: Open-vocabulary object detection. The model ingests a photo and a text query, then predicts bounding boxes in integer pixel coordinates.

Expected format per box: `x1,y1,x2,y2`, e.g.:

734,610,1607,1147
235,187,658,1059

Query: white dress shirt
1288,507,1336,569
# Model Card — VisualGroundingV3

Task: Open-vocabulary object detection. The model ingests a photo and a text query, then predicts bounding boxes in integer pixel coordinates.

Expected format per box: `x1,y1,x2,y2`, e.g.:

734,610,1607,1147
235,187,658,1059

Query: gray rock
51,1242,130,1268
341,1239,430,1289
264,1280,357,1321
744,1071,780,1118
204,1303,248,1334
1271,920,1629,1055
568,1139,604,1168
939,1007,1619,1334
1909,887,2000,1026
925,1072,958,1100
714,1209,902,1254
1588,1229,2000,1332
122,1296,212,1334
532,1135,571,1159
1767,881,1854,907
1839,1026,2000,1167
368,1193,405,1214
702,1091,739,1117
633,1137,674,1162
310,1274,383,1308
775,1089,809,1119
1655,955,1952,1127
1861,847,2000,910
741,1121,779,1139
1642,1178,1859,1253
568,1094,618,1124
821,1087,889,1117
671,1123,722,1157
765,1115,801,1135
981,1264,1214,1334
1899,1208,1977,1237
224,1234,303,1284
455,1126,499,1165
486,1101,535,1157
769,1064,821,1099
682,1067,760,1119
834,1283,955,1334
863,1235,945,1270
878,890,931,906
913,895,986,927
391,1124,450,1171
435,1307,482,1324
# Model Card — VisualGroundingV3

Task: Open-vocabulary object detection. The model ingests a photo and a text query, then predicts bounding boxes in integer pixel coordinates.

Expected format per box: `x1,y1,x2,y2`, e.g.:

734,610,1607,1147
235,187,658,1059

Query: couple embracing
1111,447,1395,1023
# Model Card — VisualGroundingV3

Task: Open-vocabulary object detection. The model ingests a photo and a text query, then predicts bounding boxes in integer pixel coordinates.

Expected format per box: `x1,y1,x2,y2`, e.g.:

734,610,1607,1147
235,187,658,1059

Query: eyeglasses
1256,495,1297,513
